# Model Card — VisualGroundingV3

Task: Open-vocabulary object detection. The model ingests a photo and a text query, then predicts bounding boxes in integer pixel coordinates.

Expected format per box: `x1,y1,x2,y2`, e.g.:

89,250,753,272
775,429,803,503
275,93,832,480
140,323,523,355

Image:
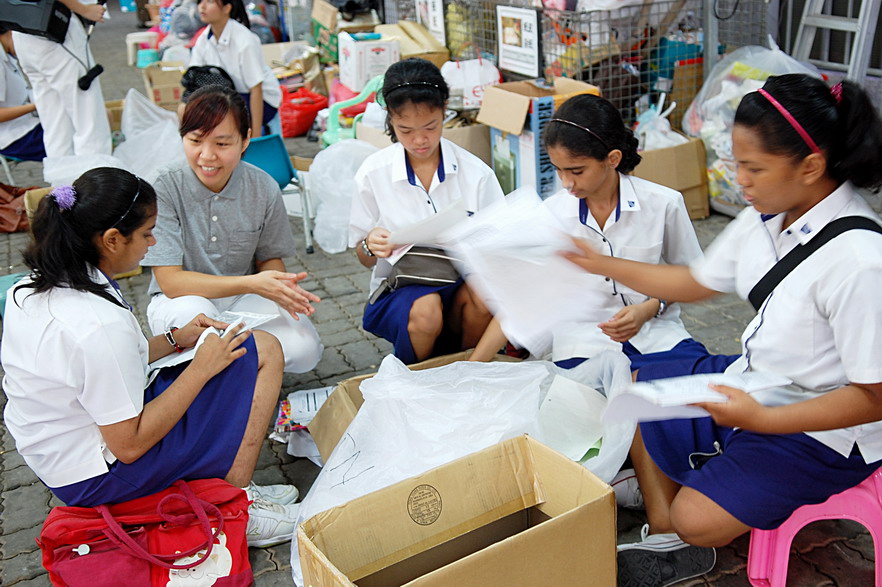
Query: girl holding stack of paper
566,74,882,587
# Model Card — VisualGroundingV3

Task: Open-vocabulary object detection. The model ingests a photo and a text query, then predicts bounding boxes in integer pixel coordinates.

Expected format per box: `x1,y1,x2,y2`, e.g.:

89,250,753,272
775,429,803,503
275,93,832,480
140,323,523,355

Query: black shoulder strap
747,216,882,311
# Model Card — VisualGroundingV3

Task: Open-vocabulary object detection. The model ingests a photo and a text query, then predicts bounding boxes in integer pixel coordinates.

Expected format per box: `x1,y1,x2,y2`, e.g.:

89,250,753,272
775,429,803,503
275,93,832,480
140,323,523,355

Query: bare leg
225,331,284,488
671,487,751,547
631,426,682,534
448,284,493,351
407,293,444,362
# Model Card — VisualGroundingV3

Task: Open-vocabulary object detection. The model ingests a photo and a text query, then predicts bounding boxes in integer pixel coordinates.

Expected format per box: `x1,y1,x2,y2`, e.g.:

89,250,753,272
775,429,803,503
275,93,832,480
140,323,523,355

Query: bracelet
164,327,184,353
655,299,668,319
361,238,375,257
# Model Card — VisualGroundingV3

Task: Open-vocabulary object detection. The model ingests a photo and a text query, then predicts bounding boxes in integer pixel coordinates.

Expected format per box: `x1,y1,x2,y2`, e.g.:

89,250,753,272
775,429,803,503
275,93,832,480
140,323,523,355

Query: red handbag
37,479,253,586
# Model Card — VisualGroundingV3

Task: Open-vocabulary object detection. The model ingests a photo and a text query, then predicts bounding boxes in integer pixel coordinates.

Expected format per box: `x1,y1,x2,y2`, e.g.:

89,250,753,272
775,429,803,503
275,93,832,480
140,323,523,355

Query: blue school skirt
238,93,278,132
640,417,881,529
556,338,740,381
49,336,259,507
0,124,46,161
363,279,464,365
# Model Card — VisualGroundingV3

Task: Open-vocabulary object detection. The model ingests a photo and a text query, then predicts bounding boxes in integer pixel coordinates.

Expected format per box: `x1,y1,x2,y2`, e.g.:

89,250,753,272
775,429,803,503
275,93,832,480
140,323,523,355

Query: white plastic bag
43,154,131,186
114,89,185,184
441,59,501,110
310,139,378,254
290,355,550,585
634,94,688,151
681,37,820,215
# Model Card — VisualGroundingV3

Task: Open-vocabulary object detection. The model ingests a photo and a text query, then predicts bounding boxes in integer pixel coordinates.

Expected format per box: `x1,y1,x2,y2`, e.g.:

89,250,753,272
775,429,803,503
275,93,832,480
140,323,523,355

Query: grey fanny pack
369,246,461,303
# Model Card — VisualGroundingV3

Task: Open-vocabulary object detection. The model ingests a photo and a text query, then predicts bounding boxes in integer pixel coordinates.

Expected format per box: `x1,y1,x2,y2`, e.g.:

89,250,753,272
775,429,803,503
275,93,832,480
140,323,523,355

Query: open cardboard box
632,132,709,220
141,61,185,111
298,434,617,586
355,122,491,167
374,21,449,68
309,351,515,462
311,0,380,63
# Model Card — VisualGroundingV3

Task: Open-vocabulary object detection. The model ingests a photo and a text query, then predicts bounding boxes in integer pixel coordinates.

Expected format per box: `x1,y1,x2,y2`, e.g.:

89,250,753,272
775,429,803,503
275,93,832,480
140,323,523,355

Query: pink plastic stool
747,467,882,586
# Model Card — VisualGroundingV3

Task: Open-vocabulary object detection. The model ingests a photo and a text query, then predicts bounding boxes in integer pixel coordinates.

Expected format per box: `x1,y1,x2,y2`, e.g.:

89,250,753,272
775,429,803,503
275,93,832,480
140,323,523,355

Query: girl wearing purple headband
567,74,882,586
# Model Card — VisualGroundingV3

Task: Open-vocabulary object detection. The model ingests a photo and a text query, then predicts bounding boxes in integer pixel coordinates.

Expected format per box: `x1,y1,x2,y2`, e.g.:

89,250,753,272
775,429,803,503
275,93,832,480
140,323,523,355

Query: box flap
143,61,184,86
311,0,338,31
476,84,533,135
374,24,421,55
398,21,446,51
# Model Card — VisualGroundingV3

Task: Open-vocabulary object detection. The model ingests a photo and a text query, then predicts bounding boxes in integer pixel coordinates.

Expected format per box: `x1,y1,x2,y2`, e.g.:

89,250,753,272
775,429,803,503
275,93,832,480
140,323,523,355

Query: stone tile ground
0,9,877,585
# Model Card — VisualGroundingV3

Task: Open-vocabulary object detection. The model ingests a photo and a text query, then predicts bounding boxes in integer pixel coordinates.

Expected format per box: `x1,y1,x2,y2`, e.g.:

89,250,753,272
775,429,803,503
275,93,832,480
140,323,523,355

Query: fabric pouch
370,246,461,303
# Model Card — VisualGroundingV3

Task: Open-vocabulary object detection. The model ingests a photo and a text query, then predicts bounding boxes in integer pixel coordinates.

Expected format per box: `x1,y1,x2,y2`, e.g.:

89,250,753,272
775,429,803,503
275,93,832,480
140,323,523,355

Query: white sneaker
611,468,644,510
245,498,300,548
617,524,716,587
244,482,299,505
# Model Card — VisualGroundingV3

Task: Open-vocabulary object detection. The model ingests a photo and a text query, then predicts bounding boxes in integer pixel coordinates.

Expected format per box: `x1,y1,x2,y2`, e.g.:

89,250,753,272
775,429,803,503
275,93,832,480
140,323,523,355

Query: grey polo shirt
143,160,297,295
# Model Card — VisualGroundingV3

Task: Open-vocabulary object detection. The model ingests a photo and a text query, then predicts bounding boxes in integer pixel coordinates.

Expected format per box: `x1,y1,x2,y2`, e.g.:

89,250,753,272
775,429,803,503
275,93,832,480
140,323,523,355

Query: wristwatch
164,327,184,353
361,238,374,257
655,299,668,318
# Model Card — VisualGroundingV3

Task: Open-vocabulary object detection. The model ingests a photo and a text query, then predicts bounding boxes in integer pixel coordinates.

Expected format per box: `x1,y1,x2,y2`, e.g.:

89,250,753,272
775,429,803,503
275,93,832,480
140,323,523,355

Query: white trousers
147,293,323,374
13,18,111,158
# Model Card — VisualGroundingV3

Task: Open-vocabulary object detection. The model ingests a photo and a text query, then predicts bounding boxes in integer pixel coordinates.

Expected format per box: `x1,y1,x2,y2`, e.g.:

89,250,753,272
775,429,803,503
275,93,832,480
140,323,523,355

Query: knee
669,496,736,548
408,296,444,337
459,285,490,317
280,329,323,373
253,330,284,372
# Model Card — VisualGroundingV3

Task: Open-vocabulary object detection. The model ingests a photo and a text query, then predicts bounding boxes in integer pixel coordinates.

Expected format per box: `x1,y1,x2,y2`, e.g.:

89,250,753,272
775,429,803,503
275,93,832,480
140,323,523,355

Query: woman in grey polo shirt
143,86,323,374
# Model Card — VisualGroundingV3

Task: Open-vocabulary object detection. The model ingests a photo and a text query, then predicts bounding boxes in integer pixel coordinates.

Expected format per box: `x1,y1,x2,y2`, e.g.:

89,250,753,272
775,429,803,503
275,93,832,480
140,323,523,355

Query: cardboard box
311,0,380,63
298,435,617,586
374,21,449,68
105,99,124,133
141,61,185,111
477,78,600,197
309,351,516,462
633,133,709,220
338,32,399,93
355,122,492,167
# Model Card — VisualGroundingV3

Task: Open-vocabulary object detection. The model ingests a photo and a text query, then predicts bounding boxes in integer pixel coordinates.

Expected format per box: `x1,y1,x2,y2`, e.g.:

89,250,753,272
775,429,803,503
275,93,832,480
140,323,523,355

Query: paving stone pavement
0,8,878,586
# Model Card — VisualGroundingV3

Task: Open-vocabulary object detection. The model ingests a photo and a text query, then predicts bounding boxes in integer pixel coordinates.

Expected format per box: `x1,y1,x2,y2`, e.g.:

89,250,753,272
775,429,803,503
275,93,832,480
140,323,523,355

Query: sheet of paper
603,372,793,424
538,375,607,461
288,386,334,425
389,198,468,246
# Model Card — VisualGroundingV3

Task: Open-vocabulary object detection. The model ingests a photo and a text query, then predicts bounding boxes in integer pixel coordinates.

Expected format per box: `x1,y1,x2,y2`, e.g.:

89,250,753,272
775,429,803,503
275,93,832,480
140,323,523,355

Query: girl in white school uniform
349,58,505,364
566,74,882,587
188,0,281,137
2,167,301,548
472,94,735,380
143,87,323,374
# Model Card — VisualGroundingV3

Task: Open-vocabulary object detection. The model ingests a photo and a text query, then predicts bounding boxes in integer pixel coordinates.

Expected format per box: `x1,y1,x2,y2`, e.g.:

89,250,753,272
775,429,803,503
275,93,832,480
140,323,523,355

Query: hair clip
548,118,611,152
384,81,441,98
51,185,77,211
830,82,843,104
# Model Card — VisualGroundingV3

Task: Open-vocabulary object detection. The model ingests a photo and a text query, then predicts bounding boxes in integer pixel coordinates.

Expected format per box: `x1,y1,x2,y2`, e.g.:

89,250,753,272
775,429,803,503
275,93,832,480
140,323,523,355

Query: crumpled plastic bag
681,37,820,215
635,93,689,151
309,139,378,254
43,154,130,186
113,89,185,184
289,355,550,585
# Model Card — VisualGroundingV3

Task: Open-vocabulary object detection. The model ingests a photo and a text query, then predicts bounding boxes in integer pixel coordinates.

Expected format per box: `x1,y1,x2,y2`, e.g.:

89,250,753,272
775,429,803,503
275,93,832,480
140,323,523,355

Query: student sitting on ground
0,24,46,162
2,167,300,548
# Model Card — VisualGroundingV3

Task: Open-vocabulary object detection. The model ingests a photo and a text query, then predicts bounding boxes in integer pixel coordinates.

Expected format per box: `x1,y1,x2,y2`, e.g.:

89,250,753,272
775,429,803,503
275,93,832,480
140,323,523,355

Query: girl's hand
561,237,605,274
77,2,106,21
173,313,229,349
248,271,321,318
366,227,394,258
599,302,654,342
694,384,770,431
189,322,250,379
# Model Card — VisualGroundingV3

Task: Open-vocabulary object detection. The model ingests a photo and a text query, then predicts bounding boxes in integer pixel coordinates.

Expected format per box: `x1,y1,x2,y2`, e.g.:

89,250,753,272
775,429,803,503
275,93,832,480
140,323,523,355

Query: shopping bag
279,87,329,138
441,58,501,110
0,181,37,233
38,479,252,587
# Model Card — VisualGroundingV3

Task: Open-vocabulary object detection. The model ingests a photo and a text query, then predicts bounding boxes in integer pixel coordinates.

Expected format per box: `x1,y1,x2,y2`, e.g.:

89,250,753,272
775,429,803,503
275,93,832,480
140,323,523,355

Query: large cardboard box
105,99,124,133
311,0,380,63
374,21,449,68
309,351,515,462
338,32,399,92
141,61,185,111
355,122,492,167
298,434,617,586
633,133,709,220
477,78,600,197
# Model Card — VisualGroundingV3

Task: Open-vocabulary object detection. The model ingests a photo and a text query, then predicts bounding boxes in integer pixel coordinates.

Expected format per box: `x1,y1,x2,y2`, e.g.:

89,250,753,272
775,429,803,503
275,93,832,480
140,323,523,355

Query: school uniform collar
89,265,131,310
763,182,855,246
207,20,235,46
391,138,459,186
566,173,641,226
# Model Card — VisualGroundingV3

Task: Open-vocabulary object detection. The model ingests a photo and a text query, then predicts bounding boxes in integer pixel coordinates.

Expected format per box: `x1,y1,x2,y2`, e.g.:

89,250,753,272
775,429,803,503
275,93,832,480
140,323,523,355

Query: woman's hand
189,322,251,379
76,1,106,21
365,227,394,258
173,313,229,349
248,270,321,318
599,301,656,342
694,384,770,431
561,237,606,274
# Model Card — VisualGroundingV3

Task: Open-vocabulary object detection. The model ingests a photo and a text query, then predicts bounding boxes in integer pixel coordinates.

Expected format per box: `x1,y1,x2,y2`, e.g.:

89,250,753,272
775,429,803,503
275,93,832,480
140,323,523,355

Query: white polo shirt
544,174,703,359
691,182,882,460
349,138,505,296
189,20,282,108
2,270,148,488
0,44,39,150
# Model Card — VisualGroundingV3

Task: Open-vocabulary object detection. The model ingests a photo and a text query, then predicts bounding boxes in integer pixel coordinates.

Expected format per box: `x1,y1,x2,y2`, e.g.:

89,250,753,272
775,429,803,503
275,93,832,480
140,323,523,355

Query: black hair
212,0,250,29
181,85,250,141
381,58,449,142
543,93,642,174
15,168,157,308
735,74,882,191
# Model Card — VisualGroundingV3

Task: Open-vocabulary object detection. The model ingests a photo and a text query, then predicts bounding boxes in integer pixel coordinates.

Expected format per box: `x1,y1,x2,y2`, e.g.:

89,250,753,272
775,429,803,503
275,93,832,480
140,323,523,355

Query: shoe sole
617,545,716,587
247,531,294,548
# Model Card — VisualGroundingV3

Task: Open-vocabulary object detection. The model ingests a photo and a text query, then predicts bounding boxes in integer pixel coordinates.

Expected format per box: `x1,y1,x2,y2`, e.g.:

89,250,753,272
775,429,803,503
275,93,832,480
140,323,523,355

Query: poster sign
415,0,446,46
496,5,540,78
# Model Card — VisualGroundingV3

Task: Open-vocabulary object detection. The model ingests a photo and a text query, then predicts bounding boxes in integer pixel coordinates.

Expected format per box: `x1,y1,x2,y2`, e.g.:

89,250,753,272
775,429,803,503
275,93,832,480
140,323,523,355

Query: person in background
188,0,281,137
2,167,301,548
11,0,112,158
0,24,46,162
349,58,505,364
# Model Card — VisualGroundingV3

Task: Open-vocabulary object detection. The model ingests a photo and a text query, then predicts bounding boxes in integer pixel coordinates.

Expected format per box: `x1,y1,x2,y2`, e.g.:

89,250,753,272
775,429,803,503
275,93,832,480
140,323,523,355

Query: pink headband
757,88,821,154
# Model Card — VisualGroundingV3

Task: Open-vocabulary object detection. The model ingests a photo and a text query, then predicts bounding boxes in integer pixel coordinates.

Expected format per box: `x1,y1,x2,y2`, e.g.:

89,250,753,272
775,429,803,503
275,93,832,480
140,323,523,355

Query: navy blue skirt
641,417,881,529
50,335,259,507
363,279,464,364
1,124,46,161
556,338,739,381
